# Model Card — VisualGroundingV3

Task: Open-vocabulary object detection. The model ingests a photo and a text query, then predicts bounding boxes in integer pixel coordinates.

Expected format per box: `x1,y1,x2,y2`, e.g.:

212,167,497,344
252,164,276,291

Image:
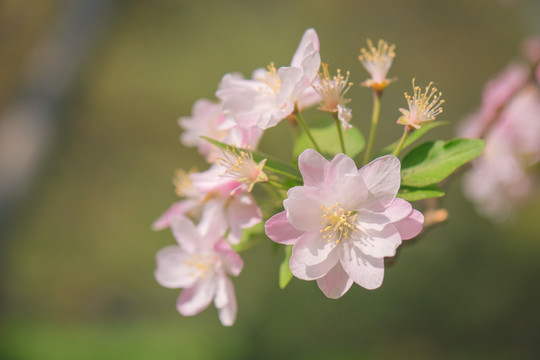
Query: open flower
216,146,268,192
216,28,321,129
397,79,444,129
265,149,423,298
359,39,396,92
155,210,243,326
312,62,353,130
178,98,264,163
152,164,262,244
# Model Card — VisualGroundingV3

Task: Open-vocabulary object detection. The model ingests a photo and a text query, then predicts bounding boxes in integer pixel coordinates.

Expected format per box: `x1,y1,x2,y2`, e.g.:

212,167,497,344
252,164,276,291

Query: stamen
216,146,268,193
320,203,359,244
313,63,353,113
398,79,445,129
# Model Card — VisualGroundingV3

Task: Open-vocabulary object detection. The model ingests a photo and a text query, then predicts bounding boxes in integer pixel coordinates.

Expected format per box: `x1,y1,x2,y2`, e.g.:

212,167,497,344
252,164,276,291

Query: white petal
340,242,385,290
358,155,401,211
298,149,329,187
154,246,198,288
316,262,354,299
284,186,324,231
354,224,402,258
177,276,217,316
215,275,237,326
292,231,337,266
289,248,339,280
170,216,200,253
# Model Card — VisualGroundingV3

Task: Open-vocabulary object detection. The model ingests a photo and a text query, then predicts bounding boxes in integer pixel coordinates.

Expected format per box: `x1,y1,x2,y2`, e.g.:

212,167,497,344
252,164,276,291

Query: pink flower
462,84,540,220
179,98,263,163
153,164,262,244
265,149,423,298
216,29,321,129
155,210,243,326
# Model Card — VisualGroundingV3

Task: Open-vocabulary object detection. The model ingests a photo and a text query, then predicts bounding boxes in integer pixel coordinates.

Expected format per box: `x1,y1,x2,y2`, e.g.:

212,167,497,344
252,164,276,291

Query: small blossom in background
359,39,396,93
398,79,444,130
216,28,321,129
155,211,243,326
265,149,423,298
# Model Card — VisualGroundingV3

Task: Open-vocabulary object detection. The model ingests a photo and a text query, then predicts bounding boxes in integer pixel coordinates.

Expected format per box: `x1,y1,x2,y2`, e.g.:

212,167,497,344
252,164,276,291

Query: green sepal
279,245,293,289
400,138,485,187
397,184,445,201
293,123,365,159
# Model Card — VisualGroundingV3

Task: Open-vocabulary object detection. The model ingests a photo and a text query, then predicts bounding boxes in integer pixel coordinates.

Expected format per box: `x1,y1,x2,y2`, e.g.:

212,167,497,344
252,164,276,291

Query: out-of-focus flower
312,62,353,130
358,39,396,92
462,84,540,220
155,210,243,326
216,28,321,129
153,164,262,244
265,149,423,298
179,98,263,163
458,65,529,139
397,79,444,129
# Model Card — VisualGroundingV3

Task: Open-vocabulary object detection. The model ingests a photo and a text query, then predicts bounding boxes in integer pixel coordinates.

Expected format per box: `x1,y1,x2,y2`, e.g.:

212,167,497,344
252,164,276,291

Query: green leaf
397,184,445,201
377,121,449,157
201,136,302,185
293,123,365,159
279,245,293,289
231,223,264,253
401,138,485,187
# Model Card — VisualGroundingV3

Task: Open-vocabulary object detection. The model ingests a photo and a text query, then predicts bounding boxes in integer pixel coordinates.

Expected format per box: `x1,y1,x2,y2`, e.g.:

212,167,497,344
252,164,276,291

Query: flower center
184,253,216,278
216,146,268,193
319,203,358,244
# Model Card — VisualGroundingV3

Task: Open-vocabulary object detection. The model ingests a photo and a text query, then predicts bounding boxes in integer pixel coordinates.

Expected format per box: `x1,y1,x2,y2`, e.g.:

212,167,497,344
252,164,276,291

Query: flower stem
393,126,411,157
363,91,381,165
295,110,321,153
333,113,346,154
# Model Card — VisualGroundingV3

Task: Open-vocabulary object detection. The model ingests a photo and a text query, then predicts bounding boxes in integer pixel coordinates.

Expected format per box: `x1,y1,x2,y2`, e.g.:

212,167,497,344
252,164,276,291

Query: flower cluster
154,28,481,326
459,35,540,221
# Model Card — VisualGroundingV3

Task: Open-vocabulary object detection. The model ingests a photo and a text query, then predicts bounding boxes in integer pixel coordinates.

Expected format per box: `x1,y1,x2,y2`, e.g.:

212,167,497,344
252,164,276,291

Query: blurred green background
1,0,540,359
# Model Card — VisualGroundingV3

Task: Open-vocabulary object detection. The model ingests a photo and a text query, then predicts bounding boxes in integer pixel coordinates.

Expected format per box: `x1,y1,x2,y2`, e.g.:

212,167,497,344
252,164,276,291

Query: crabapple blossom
265,149,423,298
312,63,353,130
359,39,396,92
179,98,263,163
397,79,444,130
155,211,243,326
216,28,321,129
152,163,262,244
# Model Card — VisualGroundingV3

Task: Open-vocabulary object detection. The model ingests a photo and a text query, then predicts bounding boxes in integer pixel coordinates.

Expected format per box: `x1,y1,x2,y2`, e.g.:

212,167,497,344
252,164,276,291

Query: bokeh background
1,0,540,359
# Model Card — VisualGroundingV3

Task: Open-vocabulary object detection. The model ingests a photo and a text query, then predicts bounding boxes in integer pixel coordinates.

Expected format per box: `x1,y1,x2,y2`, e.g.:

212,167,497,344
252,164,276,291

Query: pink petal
340,242,385,290
214,275,237,326
289,248,339,280
177,277,216,316
331,173,368,210
152,200,196,231
290,28,320,68
316,262,354,299
298,149,329,187
228,193,262,229
292,231,336,266
393,209,424,240
154,246,198,288
383,198,413,222
198,200,228,241
215,239,244,276
327,153,358,185
170,216,200,253
265,211,304,245
355,224,402,258
284,186,324,231
358,155,401,211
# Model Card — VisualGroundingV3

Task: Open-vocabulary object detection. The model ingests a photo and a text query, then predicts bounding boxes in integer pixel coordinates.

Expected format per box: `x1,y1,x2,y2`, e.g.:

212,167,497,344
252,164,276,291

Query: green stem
295,111,321,153
363,91,381,165
393,126,411,157
333,113,346,154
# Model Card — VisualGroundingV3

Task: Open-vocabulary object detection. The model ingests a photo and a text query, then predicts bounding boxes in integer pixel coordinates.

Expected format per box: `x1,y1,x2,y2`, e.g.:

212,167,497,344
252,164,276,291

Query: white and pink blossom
265,149,423,298
179,98,263,163
155,210,243,326
153,164,262,244
216,29,321,130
